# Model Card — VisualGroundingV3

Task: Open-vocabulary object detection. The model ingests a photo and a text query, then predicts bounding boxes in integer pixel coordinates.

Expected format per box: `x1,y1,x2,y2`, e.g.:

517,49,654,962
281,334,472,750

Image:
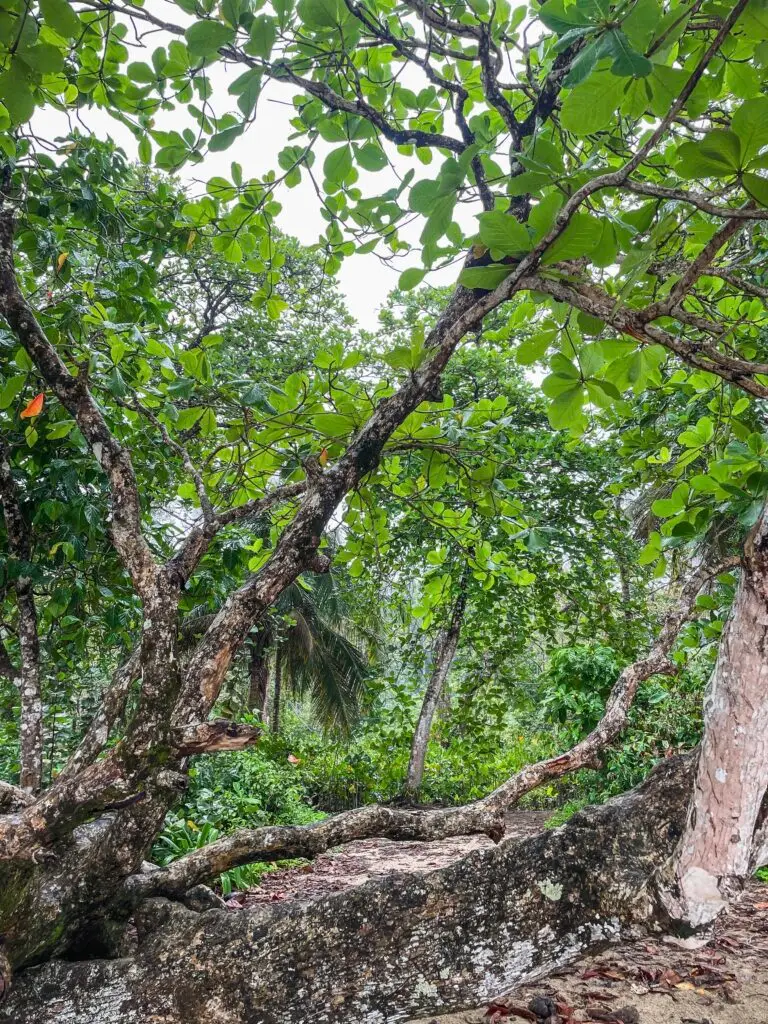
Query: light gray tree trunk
405,580,467,799
663,511,768,929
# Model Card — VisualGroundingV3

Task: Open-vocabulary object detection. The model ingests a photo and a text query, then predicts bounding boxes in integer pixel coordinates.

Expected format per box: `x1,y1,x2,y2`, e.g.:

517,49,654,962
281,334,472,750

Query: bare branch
482,557,742,812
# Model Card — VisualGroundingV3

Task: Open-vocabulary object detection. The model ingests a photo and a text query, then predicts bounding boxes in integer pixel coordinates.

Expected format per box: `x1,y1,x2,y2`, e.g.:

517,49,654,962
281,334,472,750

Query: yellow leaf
56,252,68,273
186,230,198,251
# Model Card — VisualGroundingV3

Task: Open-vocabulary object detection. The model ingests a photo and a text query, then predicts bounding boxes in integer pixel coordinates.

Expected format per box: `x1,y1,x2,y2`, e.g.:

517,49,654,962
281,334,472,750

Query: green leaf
517,333,553,365
19,43,65,74
186,20,236,58
733,98,768,165
40,0,80,38
399,267,426,291
676,130,742,178
208,125,244,151
538,0,590,34
229,68,262,117
605,29,652,78
541,213,601,264
743,172,768,207
355,143,388,172
622,0,661,50
324,145,353,184
247,15,277,58
560,72,627,135
547,384,585,430
458,264,513,290
297,0,345,29
0,68,35,125
0,374,26,409
477,210,531,257
313,412,356,437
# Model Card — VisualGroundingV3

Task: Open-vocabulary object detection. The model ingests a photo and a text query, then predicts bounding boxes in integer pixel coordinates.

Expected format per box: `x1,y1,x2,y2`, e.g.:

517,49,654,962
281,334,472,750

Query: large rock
1,757,692,1024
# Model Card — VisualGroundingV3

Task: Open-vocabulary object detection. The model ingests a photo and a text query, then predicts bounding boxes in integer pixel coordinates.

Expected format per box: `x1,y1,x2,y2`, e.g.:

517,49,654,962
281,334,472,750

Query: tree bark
247,628,271,719
405,581,467,798
0,757,698,1024
661,514,768,930
270,647,283,735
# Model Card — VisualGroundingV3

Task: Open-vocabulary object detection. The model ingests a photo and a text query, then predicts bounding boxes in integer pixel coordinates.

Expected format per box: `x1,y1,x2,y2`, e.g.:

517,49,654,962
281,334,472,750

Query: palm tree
248,572,377,735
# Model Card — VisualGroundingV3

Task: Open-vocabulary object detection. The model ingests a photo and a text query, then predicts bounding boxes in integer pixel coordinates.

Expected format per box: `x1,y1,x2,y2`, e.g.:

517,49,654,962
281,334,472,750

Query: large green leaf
541,213,602,264
186,20,236,58
560,72,627,135
733,97,768,164
477,211,532,257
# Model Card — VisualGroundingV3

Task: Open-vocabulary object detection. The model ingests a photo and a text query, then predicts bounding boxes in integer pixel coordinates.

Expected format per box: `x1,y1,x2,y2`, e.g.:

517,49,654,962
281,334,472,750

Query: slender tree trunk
247,628,271,720
663,510,768,930
404,581,467,799
271,648,282,736
248,647,269,719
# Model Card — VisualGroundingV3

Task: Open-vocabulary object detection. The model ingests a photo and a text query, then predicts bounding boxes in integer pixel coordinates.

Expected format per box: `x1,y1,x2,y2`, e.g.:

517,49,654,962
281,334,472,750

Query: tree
0,0,767,1014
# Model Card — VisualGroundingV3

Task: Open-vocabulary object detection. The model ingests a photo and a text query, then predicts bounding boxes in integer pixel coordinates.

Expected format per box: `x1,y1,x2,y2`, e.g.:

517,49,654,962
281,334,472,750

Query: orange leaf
318,447,328,467
20,393,44,419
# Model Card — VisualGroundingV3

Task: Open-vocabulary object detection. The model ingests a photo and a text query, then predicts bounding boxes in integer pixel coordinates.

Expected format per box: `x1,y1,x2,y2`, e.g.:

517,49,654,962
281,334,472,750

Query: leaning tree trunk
662,520,768,930
0,756,697,1024
405,581,467,799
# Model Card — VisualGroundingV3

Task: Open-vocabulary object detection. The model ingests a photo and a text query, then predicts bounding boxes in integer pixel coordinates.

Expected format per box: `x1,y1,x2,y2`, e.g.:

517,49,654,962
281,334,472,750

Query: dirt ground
232,812,768,1024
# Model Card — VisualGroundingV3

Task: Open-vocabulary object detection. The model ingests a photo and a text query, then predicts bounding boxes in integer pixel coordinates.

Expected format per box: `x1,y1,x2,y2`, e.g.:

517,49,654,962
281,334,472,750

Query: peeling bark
0,757,695,1024
661,513,768,930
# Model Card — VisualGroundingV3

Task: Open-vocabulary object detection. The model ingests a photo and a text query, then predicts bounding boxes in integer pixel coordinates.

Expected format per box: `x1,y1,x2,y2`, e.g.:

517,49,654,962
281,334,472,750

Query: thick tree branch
624,181,768,220
641,211,750,320
0,780,33,813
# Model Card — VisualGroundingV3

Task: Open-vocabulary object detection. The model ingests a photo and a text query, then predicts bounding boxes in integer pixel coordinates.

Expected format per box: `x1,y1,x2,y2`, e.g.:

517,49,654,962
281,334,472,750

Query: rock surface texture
0,757,692,1024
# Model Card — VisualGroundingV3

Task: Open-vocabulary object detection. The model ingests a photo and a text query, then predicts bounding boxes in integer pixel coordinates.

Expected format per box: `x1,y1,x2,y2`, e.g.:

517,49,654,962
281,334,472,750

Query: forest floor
228,811,768,1024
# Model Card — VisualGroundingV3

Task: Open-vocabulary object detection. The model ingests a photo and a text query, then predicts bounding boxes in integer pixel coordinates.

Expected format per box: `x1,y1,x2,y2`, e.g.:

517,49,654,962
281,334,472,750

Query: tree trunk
405,582,467,798
270,647,282,735
662,538,768,930
247,629,270,720
0,756,697,1024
